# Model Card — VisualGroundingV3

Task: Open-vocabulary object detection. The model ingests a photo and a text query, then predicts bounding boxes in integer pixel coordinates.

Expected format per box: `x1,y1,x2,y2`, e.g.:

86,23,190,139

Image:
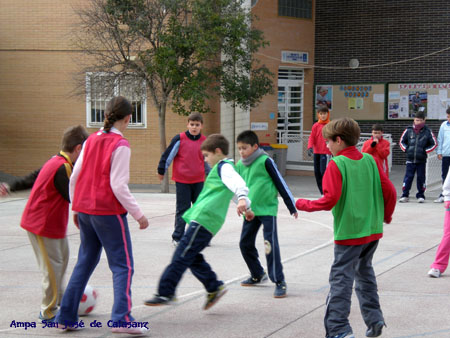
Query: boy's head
236,130,259,159
322,117,360,156
61,125,89,161
447,107,450,123
414,111,426,124
317,106,330,121
187,112,203,136
371,123,383,140
201,134,229,167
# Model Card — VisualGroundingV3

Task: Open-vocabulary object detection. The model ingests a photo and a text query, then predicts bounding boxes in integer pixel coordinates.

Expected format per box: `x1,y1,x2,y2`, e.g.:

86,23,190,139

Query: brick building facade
314,0,450,164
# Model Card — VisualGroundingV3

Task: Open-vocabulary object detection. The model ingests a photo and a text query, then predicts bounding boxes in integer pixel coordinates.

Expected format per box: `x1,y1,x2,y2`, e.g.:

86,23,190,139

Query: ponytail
103,96,133,132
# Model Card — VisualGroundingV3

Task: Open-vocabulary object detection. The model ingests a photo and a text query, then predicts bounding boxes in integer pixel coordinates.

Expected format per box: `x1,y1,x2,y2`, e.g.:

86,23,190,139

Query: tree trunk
158,103,169,193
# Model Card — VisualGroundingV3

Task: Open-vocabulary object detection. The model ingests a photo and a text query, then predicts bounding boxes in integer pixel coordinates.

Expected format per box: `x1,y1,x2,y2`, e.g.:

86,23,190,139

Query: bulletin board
315,84,386,120
387,83,450,120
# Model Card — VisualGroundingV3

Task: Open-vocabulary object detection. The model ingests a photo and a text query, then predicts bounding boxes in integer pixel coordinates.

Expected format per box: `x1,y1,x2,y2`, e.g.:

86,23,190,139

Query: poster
315,85,332,110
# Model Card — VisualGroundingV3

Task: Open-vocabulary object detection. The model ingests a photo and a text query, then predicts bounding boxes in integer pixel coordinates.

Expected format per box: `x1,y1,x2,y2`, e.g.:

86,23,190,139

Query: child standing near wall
236,130,297,298
296,118,396,338
157,113,207,245
307,106,331,195
56,97,149,335
362,124,390,177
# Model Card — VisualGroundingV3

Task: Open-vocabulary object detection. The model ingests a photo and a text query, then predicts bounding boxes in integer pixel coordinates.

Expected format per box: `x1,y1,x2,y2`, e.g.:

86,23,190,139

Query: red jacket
308,122,331,155
72,131,127,215
362,137,390,177
172,132,206,183
296,146,397,245
21,154,72,239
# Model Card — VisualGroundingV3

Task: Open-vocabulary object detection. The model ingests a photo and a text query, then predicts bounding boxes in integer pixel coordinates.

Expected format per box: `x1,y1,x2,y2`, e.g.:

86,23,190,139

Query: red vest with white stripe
21,154,71,239
172,132,206,183
72,131,127,215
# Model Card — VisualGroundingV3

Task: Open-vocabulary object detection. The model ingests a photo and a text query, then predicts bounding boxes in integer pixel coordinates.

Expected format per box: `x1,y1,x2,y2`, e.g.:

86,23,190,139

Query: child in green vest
236,130,298,298
145,134,253,310
296,118,396,338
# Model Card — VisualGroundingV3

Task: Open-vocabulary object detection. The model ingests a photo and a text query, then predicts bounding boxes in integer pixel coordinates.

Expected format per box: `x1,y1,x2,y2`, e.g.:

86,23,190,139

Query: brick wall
314,0,450,164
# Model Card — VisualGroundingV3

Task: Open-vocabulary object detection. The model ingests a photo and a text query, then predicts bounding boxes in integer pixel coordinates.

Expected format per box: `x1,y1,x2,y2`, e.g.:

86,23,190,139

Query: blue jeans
401,162,426,199
56,213,135,324
158,222,222,297
239,216,284,283
173,182,203,241
313,154,329,195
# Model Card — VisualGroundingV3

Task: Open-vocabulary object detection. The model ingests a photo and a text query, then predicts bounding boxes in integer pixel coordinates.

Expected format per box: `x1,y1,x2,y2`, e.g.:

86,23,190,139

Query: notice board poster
315,84,385,120
388,83,450,120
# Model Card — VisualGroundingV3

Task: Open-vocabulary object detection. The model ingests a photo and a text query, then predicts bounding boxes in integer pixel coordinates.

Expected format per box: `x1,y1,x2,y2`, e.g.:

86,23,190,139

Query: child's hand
236,199,248,217
292,212,298,219
245,210,255,221
73,213,79,229
138,215,149,229
0,183,10,197
158,174,164,181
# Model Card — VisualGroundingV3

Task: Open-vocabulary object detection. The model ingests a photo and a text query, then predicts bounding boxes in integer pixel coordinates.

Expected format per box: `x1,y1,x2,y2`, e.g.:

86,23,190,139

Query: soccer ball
78,285,98,316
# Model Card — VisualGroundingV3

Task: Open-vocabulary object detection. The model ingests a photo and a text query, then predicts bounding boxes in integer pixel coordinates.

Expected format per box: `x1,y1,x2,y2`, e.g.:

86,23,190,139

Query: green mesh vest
331,153,384,241
182,159,235,236
236,154,278,216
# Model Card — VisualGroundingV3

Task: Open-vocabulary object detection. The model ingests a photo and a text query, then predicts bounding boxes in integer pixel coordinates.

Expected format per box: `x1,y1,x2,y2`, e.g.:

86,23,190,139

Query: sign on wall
314,84,385,120
388,83,450,120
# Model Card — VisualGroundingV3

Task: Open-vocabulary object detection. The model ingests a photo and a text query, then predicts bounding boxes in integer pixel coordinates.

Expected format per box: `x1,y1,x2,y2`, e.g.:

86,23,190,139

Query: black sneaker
144,294,176,306
241,272,268,286
274,280,287,298
366,321,385,337
204,285,227,310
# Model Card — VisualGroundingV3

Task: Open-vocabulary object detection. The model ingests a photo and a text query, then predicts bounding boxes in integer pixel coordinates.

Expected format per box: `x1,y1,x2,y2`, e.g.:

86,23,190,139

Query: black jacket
399,125,437,163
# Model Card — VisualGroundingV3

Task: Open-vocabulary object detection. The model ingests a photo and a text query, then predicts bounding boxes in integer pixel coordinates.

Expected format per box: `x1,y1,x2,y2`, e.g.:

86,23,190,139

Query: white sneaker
428,268,441,278
417,198,425,203
111,326,149,335
399,197,409,203
434,196,445,203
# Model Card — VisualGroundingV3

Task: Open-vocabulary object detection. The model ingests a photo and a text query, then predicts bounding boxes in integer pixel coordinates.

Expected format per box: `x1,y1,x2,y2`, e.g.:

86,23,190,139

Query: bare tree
73,0,273,192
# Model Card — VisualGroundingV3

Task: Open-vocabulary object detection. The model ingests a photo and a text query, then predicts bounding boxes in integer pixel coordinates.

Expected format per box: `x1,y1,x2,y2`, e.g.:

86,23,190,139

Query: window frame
85,72,147,129
278,0,312,20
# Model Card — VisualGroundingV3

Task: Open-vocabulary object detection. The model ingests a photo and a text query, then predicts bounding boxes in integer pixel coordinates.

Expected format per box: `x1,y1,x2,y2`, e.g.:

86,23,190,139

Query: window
86,73,147,128
278,0,312,19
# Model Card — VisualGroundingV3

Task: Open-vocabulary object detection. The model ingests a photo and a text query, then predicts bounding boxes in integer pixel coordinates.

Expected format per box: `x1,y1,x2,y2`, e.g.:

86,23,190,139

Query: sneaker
204,285,227,310
274,281,287,298
366,320,385,337
38,312,56,324
241,272,268,286
417,197,425,203
328,332,355,338
434,196,445,203
399,196,409,203
428,268,441,278
144,294,176,306
111,326,149,335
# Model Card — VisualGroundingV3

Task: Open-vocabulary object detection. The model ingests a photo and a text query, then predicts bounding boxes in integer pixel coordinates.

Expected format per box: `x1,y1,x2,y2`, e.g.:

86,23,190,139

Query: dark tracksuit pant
158,222,222,297
56,213,135,325
401,162,426,199
325,240,383,337
313,154,329,195
239,216,284,283
173,182,203,242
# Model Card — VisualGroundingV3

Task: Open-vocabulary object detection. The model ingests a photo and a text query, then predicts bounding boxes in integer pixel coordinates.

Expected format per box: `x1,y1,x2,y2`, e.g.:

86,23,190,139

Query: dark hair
415,111,426,120
188,112,203,123
201,134,229,155
237,130,259,146
317,106,329,114
62,125,89,152
372,123,383,132
322,117,360,146
446,107,450,115
103,96,133,132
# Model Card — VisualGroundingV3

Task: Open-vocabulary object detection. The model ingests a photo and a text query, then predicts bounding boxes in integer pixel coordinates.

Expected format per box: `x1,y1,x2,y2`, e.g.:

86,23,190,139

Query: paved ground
0,166,449,338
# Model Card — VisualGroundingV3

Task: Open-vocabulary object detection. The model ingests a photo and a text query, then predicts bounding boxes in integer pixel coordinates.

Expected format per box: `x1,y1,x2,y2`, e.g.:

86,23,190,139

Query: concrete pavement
0,166,449,337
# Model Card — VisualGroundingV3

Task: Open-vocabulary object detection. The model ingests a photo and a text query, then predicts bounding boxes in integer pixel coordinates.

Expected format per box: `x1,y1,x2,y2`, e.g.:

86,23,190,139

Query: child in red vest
296,118,396,338
56,96,149,335
19,125,88,322
362,124,390,177
157,113,207,245
307,106,331,195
